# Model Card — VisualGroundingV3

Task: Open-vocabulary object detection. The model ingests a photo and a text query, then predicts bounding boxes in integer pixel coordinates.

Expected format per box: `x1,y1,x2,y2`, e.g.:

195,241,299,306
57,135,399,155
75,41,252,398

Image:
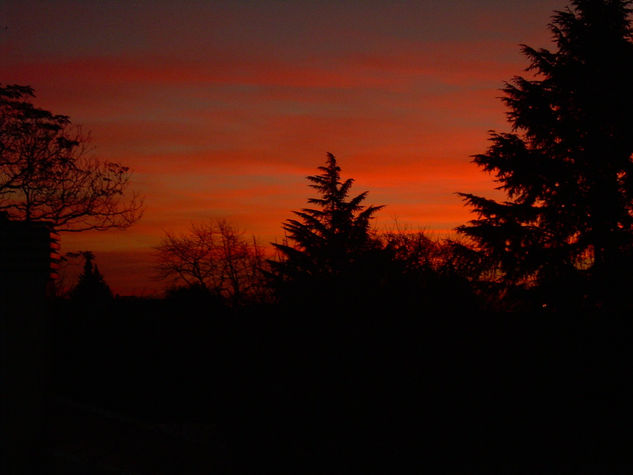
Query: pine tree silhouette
458,0,633,310
268,153,383,305
70,251,113,303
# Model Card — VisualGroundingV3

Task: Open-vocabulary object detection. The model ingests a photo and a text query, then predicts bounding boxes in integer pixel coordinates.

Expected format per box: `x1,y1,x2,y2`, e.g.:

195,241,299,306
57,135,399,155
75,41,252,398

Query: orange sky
1,0,567,295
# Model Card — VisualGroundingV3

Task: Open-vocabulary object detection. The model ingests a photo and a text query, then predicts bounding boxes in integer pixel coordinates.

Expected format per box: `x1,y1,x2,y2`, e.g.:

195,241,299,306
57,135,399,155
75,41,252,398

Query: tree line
4,0,633,313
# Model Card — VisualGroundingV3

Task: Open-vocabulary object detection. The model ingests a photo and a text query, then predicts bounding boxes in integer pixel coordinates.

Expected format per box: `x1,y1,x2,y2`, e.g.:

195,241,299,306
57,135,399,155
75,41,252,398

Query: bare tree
154,220,266,305
380,228,485,280
0,84,143,232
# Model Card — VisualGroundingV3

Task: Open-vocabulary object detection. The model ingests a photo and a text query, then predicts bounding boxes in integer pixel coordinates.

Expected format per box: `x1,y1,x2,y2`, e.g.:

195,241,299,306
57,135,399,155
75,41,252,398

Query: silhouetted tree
377,230,481,313
457,0,633,310
0,84,143,232
154,219,266,306
268,153,384,305
69,251,113,303
381,230,479,278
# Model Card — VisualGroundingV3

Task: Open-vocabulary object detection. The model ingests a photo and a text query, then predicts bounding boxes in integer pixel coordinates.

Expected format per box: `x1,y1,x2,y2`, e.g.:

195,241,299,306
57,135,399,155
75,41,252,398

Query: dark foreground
3,297,633,473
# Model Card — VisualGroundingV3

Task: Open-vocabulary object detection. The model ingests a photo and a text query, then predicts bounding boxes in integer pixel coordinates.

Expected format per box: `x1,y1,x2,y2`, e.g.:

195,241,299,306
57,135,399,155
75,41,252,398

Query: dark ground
4,298,633,473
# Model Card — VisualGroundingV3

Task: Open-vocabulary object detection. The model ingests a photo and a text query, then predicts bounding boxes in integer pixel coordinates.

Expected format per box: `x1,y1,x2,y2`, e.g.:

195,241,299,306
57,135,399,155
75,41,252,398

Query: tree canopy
457,0,633,309
0,84,143,232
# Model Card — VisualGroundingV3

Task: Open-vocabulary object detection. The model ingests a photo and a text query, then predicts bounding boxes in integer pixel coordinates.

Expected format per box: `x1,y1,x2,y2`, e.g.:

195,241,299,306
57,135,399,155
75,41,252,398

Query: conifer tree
458,0,633,308
70,251,113,303
269,153,383,298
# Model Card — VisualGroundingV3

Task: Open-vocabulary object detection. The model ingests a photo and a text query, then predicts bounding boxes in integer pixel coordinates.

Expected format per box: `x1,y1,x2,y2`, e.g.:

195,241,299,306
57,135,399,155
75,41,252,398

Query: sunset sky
2,0,567,295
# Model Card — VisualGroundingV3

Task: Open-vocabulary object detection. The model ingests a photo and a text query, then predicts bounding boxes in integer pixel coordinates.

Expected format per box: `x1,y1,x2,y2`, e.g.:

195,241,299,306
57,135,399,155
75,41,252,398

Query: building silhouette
0,212,60,302
1,212,61,472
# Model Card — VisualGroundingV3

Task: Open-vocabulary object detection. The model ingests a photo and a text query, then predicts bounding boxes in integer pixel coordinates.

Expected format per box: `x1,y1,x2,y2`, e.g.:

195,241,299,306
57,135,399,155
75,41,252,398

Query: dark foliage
458,0,633,311
69,251,113,304
268,153,385,307
376,230,482,313
163,283,228,313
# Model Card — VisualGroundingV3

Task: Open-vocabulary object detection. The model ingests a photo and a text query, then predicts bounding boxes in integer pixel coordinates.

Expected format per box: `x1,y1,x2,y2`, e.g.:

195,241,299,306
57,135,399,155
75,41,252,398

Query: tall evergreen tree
70,251,113,303
457,0,633,309
269,153,383,302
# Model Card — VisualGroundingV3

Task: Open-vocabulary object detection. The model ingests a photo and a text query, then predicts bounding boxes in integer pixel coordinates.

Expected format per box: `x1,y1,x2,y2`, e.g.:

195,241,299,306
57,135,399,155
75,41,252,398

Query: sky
1,0,567,295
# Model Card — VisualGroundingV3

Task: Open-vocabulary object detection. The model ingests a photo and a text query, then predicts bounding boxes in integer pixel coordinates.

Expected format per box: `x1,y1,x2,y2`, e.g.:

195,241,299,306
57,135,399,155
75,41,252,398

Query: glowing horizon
2,0,567,295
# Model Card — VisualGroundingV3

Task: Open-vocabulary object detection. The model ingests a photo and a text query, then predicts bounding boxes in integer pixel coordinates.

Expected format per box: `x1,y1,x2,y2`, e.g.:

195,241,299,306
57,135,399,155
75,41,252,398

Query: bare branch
0,84,143,232
153,220,268,305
